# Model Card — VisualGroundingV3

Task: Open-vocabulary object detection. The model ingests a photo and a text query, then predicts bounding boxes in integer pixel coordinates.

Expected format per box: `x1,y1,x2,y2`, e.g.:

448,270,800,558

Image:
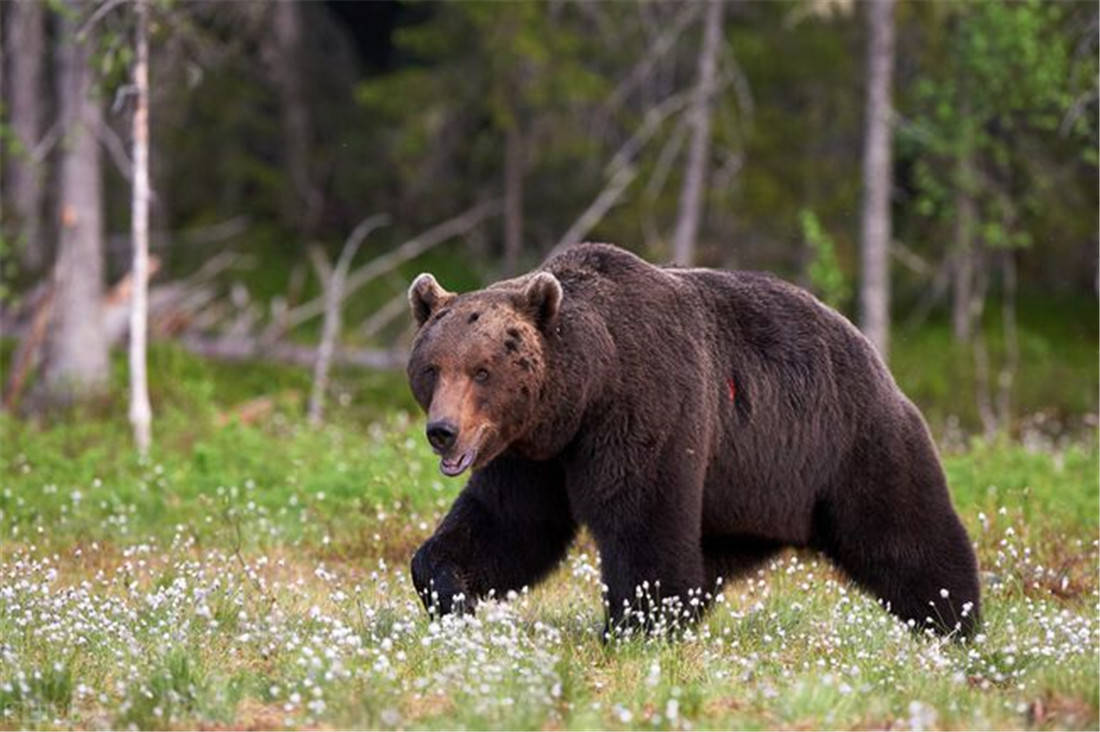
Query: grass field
1,332,1097,730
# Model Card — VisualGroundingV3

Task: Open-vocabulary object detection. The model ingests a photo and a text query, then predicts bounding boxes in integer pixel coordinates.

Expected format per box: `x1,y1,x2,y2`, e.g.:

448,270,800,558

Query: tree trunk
129,0,153,455
969,257,997,439
951,197,976,342
0,5,4,229
995,250,1019,431
41,5,109,406
503,124,524,275
671,0,723,266
951,119,977,343
5,0,46,274
271,1,321,236
858,0,896,360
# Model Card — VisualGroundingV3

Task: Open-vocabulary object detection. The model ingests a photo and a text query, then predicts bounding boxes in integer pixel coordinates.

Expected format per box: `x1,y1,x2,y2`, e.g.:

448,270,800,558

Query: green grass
1,332,1097,730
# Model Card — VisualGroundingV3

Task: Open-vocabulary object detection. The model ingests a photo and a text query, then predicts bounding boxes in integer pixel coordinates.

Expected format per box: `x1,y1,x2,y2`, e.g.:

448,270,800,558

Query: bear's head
406,271,562,477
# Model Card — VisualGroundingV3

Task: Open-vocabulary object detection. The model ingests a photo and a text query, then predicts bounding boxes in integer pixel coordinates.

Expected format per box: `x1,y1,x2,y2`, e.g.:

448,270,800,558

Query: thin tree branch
279,201,500,334
30,120,63,164
551,164,638,254
76,0,128,40
644,114,690,201
181,334,406,371
95,119,134,182
308,245,333,284
606,91,692,176
600,3,701,118
890,239,932,276
306,215,387,425
359,288,414,340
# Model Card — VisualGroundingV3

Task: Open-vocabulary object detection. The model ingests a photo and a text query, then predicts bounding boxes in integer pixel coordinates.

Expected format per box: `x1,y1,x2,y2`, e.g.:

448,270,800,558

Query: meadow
1,329,1097,730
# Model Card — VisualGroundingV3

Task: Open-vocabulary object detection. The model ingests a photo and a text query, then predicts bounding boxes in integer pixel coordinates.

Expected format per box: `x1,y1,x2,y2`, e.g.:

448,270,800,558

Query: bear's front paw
410,543,474,618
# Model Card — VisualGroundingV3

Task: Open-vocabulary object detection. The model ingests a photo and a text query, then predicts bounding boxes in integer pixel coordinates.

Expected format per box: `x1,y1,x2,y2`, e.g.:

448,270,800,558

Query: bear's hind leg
815,413,980,637
824,511,979,636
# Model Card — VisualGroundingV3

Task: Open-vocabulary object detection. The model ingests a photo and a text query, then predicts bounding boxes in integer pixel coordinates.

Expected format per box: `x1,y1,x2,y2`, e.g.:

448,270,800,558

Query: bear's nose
426,420,459,453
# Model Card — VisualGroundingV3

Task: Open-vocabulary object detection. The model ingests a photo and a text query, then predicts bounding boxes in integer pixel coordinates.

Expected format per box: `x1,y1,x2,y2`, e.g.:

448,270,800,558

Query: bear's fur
407,243,980,636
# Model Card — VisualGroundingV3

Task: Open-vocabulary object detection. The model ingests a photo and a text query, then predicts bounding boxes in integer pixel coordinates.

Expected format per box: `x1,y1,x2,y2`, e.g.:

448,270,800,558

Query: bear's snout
426,420,459,453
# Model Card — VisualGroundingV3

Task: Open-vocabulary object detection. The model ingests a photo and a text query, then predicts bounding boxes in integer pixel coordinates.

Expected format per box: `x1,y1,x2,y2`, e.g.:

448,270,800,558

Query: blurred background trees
0,0,1096,438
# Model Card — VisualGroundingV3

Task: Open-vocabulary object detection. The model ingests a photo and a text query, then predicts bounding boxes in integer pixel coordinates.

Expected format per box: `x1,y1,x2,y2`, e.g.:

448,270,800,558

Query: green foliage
355,2,614,267
898,0,1097,260
22,0,1086,348
799,209,850,309
725,6,862,277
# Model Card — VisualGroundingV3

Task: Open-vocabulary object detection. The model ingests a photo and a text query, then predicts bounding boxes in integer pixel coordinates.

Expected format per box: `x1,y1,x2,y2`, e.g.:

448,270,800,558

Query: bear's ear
408,273,456,327
521,272,563,332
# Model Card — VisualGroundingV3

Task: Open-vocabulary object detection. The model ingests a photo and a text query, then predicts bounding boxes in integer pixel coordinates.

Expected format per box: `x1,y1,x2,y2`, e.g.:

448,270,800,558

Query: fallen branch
215,390,301,427
2,287,53,412
181,334,407,370
0,280,50,335
106,216,250,255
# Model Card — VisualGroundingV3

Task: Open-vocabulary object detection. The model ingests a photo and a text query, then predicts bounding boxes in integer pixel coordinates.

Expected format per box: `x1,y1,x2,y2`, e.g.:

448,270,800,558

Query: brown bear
407,242,980,637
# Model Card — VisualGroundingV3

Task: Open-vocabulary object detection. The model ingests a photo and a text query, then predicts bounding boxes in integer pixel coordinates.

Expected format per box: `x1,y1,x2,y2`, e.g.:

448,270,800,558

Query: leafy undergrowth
1,406,1097,730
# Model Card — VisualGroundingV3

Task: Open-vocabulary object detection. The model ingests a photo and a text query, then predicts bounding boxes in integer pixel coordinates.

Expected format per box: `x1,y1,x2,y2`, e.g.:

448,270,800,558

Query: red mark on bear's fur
726,378,736,403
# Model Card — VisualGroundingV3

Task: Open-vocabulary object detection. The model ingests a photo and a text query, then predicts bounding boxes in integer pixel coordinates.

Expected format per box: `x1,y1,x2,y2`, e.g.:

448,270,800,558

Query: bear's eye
473,368,490,383
422,365,438,379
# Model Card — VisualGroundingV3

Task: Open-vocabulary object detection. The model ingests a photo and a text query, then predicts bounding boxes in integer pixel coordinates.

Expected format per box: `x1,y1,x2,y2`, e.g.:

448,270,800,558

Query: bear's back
544,244,906,541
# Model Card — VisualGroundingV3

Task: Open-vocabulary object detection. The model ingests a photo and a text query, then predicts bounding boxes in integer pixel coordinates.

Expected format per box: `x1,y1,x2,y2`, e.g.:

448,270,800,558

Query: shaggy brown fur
407,243,980,637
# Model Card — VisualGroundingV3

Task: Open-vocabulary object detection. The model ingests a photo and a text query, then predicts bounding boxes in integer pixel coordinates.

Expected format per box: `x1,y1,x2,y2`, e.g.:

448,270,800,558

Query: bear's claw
411,544,473,617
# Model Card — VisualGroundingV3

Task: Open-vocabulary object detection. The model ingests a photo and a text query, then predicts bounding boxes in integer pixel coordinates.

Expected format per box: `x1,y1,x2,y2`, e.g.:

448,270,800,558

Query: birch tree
129,0,153,454
671,0,724,265
858,0,895,359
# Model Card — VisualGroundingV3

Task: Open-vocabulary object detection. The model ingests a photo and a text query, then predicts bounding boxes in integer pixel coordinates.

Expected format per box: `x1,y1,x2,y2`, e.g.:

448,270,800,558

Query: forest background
0,1,1098,729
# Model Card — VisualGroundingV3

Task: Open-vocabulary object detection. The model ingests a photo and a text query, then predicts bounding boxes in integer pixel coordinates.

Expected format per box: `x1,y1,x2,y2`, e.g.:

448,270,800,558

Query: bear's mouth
439,450,476,477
